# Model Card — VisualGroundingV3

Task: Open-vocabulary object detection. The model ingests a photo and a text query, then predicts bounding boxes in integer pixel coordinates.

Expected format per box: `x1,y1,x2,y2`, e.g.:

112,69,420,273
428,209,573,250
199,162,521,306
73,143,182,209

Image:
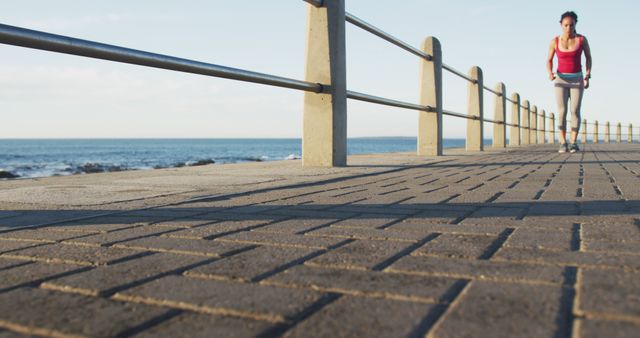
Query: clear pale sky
1,1,638,138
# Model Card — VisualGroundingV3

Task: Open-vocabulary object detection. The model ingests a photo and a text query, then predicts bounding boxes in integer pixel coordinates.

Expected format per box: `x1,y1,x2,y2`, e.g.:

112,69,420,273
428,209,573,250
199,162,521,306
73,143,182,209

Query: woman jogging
547,11,592,153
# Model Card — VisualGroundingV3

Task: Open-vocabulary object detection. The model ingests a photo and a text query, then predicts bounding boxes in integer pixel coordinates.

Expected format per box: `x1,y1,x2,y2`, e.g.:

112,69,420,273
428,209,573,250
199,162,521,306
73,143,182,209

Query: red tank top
556,36,583,73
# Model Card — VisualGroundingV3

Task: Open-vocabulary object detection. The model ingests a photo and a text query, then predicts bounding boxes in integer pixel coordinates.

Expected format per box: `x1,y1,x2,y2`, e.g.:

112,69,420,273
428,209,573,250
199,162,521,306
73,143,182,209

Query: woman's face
561,17,576,34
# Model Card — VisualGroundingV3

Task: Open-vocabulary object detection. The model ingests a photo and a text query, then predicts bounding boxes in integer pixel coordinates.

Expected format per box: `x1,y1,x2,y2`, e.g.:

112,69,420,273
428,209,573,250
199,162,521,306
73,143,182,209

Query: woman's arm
583,36,592,77
547,38,556,80
583,36,592,88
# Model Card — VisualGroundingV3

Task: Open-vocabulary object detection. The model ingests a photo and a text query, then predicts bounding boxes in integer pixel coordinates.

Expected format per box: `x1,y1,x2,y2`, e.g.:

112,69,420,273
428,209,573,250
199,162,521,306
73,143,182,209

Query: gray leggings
555,76,584,132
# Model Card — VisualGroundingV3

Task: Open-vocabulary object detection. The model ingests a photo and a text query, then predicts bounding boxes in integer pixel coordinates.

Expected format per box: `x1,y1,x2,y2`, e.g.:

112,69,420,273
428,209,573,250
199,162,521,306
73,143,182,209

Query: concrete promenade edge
0,144,638,337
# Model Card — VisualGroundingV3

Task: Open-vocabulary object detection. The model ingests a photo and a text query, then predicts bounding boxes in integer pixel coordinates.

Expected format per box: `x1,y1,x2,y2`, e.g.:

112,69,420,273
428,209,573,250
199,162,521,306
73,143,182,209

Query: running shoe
569,143,580,153
558,143,568,153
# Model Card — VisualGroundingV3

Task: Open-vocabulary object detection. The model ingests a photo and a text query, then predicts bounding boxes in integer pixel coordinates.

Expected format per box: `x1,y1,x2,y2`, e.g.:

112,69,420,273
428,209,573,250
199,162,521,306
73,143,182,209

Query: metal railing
1,1,636,167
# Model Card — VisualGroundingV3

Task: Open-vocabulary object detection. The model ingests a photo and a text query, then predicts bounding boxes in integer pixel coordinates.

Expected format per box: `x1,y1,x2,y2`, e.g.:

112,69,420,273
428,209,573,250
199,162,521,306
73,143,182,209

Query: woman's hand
584,78,590,89
549,73,556,81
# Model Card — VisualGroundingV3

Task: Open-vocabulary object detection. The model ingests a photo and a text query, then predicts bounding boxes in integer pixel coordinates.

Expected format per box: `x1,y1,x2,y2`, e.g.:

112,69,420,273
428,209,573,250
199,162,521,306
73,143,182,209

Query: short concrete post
605,122,610,143
581,119,587,144
549,113,556,144
509,93,520,146
492,82,506,148
466,66,483,151
629,124,634,143
521,100,530,145
594,120,599,143
418,37,443,156
530,105,538,144
539,110,546,143
303,0,347,167
616,123,622,143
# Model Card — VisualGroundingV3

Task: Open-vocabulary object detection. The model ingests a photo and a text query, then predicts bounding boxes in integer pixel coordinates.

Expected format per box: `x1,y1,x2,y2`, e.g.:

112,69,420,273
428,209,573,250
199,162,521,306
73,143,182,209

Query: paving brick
41,252,206,296
113,236,250,257
414,233,498,259
0,211,21,220
582,223,640,253
351,195,413,206
163,220,269,239
0,258,27,271
400,209,468,225
494,247,640,270
2,243,143,266
251,218,336,234
132,312,276,338
0,240,43,255
526,202,580,216
330,204,418,215
0,287,169,337
283,296,442,338
432,281,570,338
505,227,574,251
0,229,93,243
387,255,566,284
264,264,460,303
60,215,157,226
41,222,139,234
305,227,426,242
0,212,99,228
62,225,179,246
216,231,346,249
120,208,207,219
388,222,508,235
82,215,168,224
579,269,640,318
192,212,281,222
577,318,640,338
306,239,415,270
149,219,216,229
185,246,318,282
329,215,400,229
0,328,29,337
113,275,325,323
0,261,83,290
264,208,357,219
518,216,580,229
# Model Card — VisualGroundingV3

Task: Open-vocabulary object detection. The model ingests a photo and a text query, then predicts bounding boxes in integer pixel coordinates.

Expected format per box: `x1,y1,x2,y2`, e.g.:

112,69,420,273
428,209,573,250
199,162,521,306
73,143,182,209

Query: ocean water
0,138,479,179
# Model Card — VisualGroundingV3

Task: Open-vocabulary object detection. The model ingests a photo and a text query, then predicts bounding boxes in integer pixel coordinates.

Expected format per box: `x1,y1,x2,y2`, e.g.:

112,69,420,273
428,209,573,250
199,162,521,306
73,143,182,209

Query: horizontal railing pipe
0,23,324,94
345,13,432,61
443,63,476,83
483,85,502,96
347,90,433,112
443,109,477,120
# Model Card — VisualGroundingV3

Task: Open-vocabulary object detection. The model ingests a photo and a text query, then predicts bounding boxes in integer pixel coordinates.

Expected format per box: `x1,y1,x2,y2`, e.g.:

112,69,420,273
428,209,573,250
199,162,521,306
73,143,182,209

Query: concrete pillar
629,124,634,143
303,0,347,167
492,82,506,148
521,100,530,145
594,120,599,143
539,109,546,143
509,93,520,146
581,119,587,144
466,66,483,151
605,122,610,143
530,105,538,144
418,37,442,156
616,123,622,143
549,113,555,144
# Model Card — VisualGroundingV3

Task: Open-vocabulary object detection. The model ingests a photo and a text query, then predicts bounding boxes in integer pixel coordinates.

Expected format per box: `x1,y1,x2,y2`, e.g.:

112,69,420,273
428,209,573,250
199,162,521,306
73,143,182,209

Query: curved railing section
0,0,635,167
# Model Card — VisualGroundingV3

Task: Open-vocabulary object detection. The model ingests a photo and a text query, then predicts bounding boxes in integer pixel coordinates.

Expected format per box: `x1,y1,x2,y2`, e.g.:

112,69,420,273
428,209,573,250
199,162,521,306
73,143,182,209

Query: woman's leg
555,85,570,143
569,86,584,144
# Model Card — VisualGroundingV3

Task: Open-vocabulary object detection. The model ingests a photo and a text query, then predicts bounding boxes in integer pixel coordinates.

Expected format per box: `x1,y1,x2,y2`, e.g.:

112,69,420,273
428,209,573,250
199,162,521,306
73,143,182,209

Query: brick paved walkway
0,144,638,337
